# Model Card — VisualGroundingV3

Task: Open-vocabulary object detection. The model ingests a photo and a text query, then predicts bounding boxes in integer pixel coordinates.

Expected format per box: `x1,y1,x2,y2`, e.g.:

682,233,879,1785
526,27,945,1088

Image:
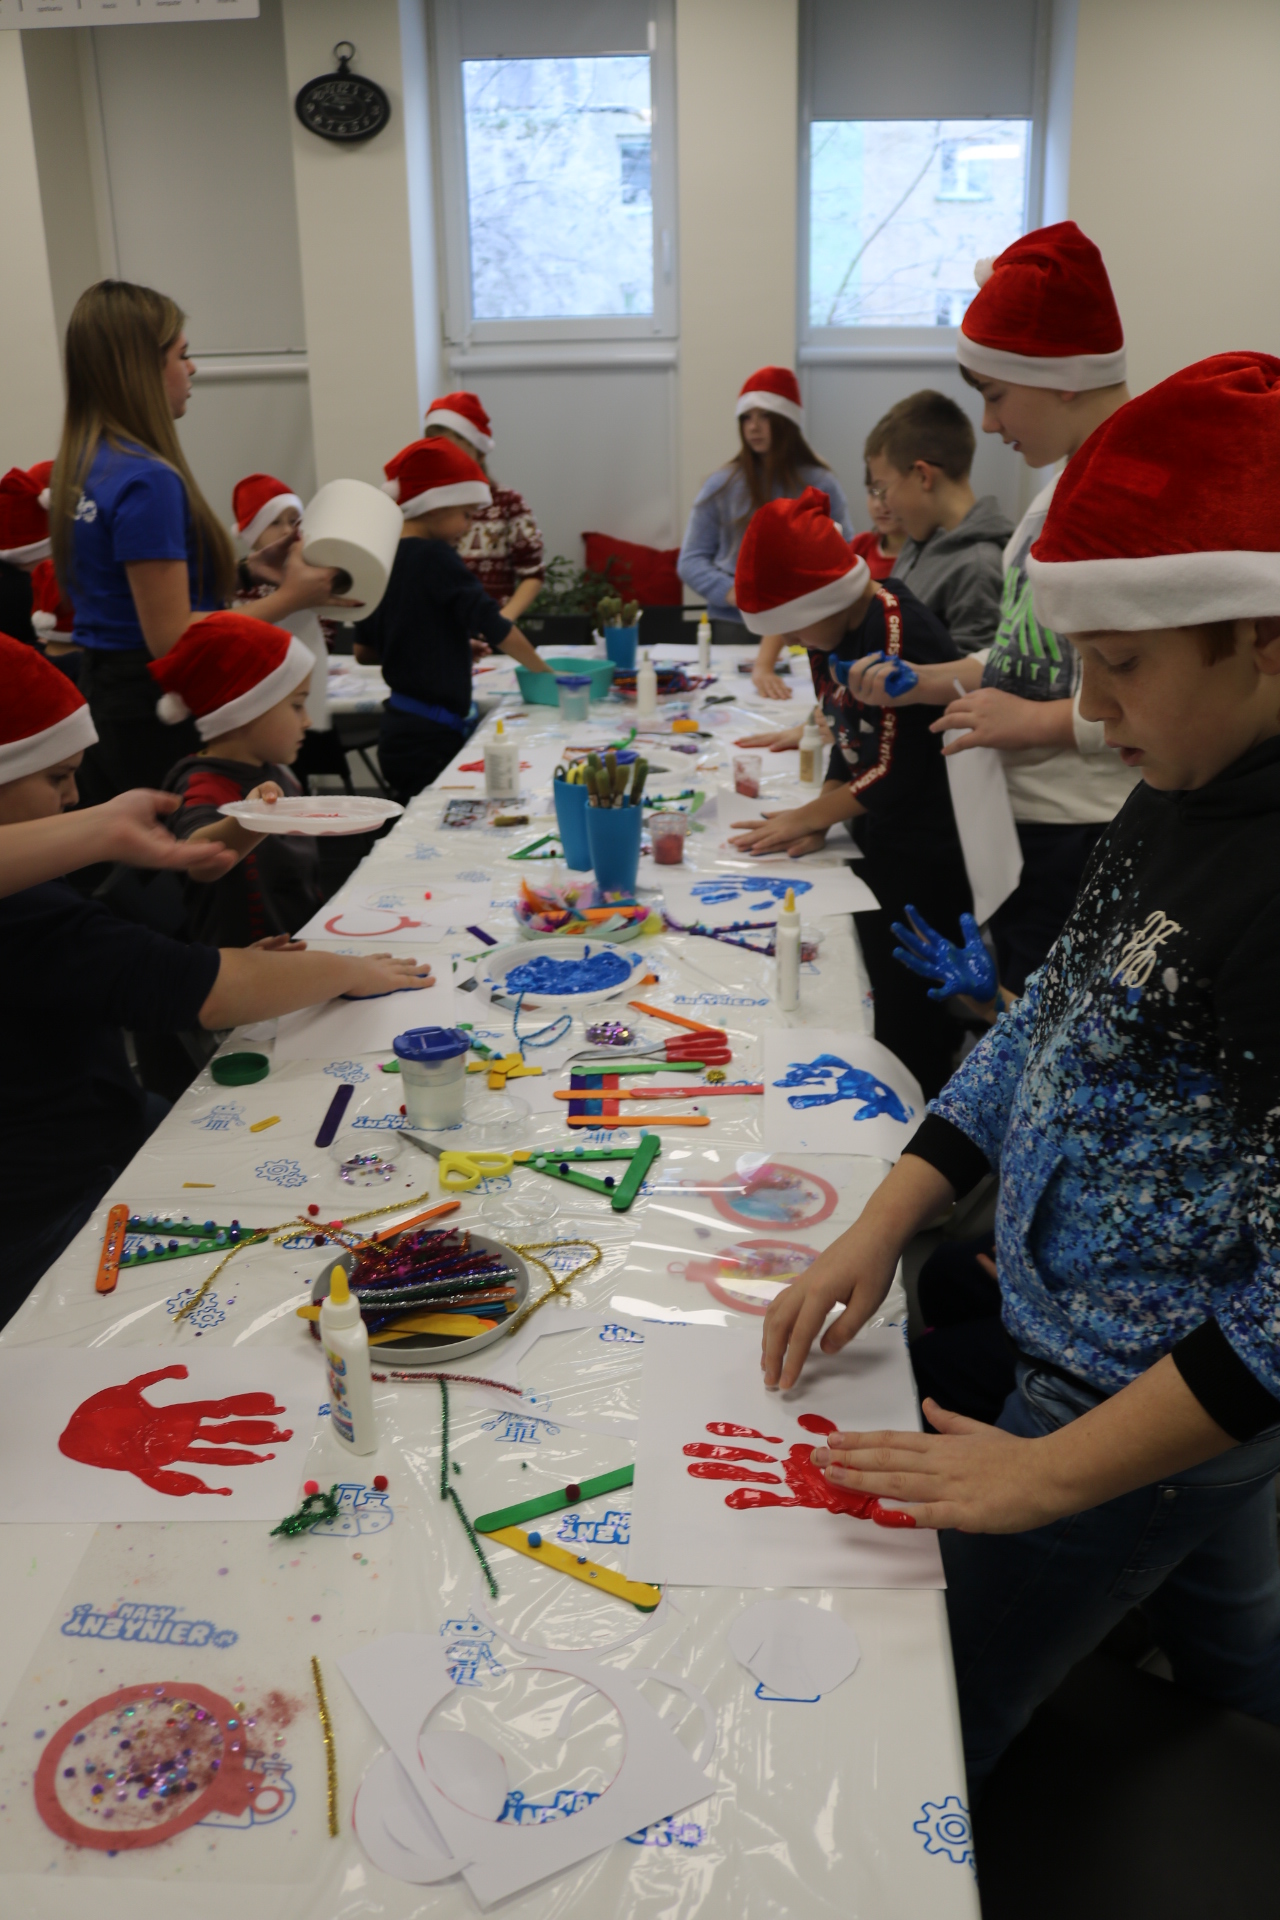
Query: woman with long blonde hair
50,280,339,797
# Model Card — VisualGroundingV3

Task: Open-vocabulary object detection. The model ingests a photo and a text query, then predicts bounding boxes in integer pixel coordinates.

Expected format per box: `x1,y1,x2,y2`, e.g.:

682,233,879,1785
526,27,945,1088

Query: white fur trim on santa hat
1027,549,1280,634
735,388,804,430
178,635,316,742
739,559,871,636
426,408,494,454
0,535,52,566
0,703,97,784
956,334,1127,391
396,479,493,518
234,491,303,554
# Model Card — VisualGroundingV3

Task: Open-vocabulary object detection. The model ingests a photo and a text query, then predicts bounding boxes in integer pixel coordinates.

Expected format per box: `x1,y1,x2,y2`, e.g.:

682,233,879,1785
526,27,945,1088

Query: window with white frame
801,0,1046,340
433,0,677,345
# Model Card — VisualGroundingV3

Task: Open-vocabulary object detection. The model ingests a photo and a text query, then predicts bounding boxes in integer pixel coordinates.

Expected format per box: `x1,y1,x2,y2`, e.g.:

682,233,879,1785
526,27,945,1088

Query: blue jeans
942,1359,1280,1795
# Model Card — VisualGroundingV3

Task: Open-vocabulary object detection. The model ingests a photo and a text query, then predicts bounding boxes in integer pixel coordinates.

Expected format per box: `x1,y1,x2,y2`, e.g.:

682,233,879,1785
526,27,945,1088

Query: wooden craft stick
565,1113,709,1128
627,998,720,1035
556,1085,762,1099
95,1202,129,1294
486,1526,661,1612
475,1465,635,1532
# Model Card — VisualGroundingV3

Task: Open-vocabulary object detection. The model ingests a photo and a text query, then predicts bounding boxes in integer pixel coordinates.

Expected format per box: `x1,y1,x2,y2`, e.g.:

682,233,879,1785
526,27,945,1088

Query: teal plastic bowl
516,656,614,706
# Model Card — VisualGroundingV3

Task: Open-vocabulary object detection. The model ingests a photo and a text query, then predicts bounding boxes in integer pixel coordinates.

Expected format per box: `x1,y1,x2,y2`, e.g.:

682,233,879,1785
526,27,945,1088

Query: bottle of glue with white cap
320,1265,377,1455
484,718,520,799
696,608,712,673
775,885,801,1012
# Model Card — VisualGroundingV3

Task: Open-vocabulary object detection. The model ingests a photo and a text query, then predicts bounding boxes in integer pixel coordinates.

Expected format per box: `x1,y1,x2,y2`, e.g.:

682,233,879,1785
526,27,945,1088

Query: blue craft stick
467,925,498,946
316,1082,355,1147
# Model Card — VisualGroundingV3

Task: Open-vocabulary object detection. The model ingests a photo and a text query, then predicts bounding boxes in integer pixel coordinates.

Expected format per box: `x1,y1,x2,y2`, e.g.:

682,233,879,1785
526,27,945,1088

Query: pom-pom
37,487,51,511
31,609,55,635
380,478,401,502
973,256,995,289
156,690,191,725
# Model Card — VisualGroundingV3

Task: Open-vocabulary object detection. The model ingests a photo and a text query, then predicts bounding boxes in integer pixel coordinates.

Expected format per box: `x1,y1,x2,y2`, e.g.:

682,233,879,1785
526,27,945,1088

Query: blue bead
528,1531,542,1549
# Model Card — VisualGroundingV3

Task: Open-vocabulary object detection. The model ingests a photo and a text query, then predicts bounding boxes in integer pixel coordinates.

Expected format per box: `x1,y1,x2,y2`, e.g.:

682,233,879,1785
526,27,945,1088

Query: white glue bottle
798,712,823,788
696,608,712,673
636,648,658,718
320,1265,377,1455
484,718,520,799
775,885,801,1012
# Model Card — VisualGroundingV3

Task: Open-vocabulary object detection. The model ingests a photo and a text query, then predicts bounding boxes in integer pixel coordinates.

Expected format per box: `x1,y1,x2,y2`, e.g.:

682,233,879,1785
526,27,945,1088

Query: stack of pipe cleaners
344,1228,519,1340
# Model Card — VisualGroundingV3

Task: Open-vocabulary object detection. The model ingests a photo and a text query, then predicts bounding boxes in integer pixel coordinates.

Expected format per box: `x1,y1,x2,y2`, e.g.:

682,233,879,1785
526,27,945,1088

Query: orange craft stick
96,1202,130,1294
565,1113,709,1128
627,998,720,1035
369,1200,461,1244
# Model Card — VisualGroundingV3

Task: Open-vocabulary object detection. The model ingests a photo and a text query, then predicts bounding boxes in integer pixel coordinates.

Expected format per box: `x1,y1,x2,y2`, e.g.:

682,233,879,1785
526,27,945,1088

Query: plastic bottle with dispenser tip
696,610,712,672
320,1265,377,1455
775,885,801,1012
636,648,658,718
484,718,519,799
798,713,823,788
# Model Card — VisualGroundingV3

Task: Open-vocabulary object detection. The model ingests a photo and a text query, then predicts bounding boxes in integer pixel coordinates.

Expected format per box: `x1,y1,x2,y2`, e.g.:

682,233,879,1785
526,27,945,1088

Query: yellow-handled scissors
399,1131,531,1192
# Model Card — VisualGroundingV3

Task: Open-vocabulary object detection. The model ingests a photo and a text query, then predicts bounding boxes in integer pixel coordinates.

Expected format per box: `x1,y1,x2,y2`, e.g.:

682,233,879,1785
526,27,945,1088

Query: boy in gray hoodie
864,390,1011,654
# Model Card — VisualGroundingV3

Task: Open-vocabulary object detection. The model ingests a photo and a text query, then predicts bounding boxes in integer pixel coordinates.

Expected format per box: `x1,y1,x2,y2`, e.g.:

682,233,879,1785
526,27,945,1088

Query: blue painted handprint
691,876,814,907
772,1054,913,1123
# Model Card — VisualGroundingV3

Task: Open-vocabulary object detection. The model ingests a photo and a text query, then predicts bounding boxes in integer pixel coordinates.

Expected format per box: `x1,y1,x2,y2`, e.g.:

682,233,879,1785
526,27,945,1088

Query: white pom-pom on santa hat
156,690,192,725
380,477,401,503
31,609,56,635
973,257,995,288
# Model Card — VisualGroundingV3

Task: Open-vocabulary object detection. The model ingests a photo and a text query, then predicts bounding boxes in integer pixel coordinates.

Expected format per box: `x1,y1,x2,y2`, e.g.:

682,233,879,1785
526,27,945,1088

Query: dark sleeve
435,547,513,648
902,1112,991,1197
168,768,245,839
0,884,221,1033
1171,1322,1280,1443
826,739,852,785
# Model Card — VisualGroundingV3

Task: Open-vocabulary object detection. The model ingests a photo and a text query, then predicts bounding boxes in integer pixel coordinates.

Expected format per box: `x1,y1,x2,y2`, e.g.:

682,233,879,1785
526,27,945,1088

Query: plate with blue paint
480,939,652,1009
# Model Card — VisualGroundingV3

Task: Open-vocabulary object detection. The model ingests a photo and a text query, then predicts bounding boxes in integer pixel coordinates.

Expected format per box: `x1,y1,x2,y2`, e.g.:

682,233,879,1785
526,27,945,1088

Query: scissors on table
399,1131,531,1192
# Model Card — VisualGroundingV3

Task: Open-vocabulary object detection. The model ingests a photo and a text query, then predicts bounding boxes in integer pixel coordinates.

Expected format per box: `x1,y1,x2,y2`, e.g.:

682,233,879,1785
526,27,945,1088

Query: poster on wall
0,0,259,27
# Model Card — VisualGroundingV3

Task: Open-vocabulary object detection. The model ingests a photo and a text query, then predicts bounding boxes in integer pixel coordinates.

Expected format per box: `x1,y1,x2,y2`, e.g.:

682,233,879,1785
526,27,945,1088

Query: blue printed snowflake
191,1102,245,1132
255,1158,308,1188
914,1796,974,1867
409,843,441,859
323,1059,369,1083
165,1288,226,1331
457,869,491,883
600,1322,644,1344
367,891,409,911
627,1816,705,1848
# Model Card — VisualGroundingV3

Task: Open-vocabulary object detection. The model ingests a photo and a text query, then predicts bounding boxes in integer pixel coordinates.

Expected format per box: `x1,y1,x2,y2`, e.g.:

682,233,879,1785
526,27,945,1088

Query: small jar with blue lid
392,1026,470,1130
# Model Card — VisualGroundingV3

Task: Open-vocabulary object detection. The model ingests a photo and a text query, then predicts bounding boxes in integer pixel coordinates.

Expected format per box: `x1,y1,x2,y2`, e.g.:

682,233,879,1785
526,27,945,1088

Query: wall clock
295,42,391,144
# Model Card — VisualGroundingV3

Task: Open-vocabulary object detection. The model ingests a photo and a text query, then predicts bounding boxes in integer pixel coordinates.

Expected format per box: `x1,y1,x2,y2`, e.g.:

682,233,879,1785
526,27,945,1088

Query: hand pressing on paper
340,957,436,999
248,933,308,954
809,1406,1064,1534
734,726,803,752
752,668,792,701
931,687,1075,754
729,810,828,858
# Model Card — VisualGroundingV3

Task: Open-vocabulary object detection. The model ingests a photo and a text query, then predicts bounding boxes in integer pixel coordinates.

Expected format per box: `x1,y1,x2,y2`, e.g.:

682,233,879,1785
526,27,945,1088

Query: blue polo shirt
70,441,220,652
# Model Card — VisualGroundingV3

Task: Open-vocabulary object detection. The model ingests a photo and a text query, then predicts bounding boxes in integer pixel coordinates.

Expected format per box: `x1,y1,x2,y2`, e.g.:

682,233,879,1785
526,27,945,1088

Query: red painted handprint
683,1416,915,1529
58,1365,293,1498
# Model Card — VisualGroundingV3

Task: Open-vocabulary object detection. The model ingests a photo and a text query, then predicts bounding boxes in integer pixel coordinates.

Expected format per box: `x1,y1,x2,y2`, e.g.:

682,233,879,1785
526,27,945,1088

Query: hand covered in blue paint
841,650,919,702
891,907,997,1004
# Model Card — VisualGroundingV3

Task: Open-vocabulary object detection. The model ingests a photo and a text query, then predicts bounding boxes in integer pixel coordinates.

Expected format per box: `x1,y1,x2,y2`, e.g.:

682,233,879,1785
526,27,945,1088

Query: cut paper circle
708,1162,838,1229
354,1749,461,1885
727,1598,862,1702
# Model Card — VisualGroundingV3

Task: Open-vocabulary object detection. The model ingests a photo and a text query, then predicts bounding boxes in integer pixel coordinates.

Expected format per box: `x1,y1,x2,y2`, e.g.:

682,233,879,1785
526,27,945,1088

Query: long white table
0,652,979,1920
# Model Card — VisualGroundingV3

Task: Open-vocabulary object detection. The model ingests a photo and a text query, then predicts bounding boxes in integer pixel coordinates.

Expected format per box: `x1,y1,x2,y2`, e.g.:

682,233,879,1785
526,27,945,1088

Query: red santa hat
0,461,55,564
425,391,494,455
735,366,804,430
29,557,74,643
957,221,1125,391
148,612,315,741
0,631,97,783
230,472,304,552
1027,353,1280,633
381,438,492,519
734,487,871,635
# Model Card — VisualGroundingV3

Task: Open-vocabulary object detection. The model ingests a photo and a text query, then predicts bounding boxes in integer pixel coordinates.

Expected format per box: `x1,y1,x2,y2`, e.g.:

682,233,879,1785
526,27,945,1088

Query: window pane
462,56,654,321
809,119,1030,329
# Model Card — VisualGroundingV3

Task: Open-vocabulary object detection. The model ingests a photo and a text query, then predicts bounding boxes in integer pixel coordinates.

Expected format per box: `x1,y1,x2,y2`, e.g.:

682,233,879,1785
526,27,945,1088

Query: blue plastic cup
604,625,638,672
586,801,643,894
553,778,592,870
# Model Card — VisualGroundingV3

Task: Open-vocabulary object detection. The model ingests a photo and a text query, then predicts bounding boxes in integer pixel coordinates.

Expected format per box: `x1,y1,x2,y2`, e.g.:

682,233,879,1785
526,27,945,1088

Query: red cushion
582,531,683,606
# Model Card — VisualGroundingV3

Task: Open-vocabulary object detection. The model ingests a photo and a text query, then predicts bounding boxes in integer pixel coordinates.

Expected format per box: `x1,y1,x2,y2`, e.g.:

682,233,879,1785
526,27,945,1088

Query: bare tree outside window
810,119,1030,329
463,56,654,321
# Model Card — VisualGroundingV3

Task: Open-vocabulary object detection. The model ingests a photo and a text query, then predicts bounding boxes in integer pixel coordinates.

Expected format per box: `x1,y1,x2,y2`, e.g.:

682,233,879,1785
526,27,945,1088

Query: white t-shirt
979,477,1138,827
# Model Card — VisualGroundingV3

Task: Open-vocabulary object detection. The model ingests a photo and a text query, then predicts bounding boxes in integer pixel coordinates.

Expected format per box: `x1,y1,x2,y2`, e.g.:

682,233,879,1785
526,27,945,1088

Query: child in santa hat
852,222,1138,993
151,612,324,947
358,437,552,802
0,461,54,649
678,365,853,643
229,471,335,741
422,394,545,625
728,487,969,1097
763,352,1280,1795
0,633,434,1311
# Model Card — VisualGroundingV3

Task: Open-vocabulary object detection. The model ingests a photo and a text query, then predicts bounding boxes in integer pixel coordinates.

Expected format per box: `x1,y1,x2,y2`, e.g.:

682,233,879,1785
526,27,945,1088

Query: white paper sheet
662,866,878,926
727,1597,862,1700
272,980,461,1066
942,735,1024,924
296,880,519,943
0,1346,319,1523
628,1323,944,1588
761,1029,923,1162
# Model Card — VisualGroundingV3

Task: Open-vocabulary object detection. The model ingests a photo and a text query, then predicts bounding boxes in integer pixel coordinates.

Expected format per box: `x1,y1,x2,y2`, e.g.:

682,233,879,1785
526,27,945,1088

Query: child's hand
762,1230,899,1390
729,810,827,857
845,652,922,706
733,726,802,751
891,907,997,1004
245,782,284,807
470,637,494,661
248,934,307,953
932,687,1073,753
90,790,238,878
751,667,792,702
343,957,436,999
810,1407,1061,1533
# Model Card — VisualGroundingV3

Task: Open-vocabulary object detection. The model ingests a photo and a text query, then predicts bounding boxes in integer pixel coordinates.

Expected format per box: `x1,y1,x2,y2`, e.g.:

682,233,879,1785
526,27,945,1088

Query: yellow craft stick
183,1182,216,1188
250,1115,281,1132
486,1525,661,1611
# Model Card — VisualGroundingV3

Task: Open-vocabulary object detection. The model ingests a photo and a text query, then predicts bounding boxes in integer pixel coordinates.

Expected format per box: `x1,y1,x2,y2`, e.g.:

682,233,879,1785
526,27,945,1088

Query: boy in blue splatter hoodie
761,354,1280,1792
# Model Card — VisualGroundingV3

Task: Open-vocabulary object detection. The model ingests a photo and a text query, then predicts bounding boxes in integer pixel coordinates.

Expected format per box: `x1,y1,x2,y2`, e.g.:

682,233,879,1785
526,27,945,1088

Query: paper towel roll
301,479,403,623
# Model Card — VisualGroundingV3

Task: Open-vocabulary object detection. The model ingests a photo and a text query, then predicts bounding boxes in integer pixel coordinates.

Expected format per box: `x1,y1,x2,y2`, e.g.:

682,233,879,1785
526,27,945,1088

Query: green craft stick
474,1465,635,1535
571,1059,705,1076
612,1133,661,1208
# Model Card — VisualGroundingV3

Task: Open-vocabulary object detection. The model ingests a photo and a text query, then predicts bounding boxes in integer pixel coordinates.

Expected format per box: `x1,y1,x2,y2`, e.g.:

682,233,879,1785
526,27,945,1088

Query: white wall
0,32,64,465
1068,0,1280,393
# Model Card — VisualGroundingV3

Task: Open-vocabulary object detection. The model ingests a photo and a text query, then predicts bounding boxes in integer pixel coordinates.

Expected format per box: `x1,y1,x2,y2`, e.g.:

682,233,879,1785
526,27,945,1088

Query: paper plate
480,938,650,1008
310,1232,530,1366
218,795,404,836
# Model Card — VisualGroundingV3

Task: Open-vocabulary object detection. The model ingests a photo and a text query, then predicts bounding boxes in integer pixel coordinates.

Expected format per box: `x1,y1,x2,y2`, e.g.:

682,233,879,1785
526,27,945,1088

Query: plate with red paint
218,795,403,836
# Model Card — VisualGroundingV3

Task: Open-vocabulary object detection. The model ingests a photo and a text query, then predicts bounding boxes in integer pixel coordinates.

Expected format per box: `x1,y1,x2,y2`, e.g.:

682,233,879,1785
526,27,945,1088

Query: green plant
522,555,615,619
598,590,641,628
